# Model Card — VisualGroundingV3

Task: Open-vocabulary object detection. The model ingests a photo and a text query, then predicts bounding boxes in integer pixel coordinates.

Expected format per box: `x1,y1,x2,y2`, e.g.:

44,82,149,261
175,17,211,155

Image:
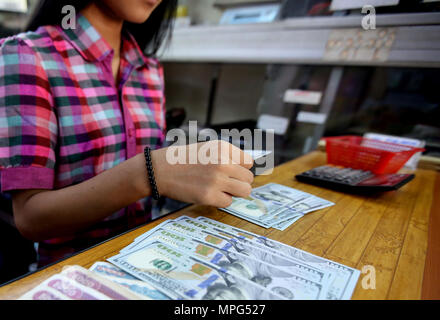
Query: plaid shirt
0,15,166,251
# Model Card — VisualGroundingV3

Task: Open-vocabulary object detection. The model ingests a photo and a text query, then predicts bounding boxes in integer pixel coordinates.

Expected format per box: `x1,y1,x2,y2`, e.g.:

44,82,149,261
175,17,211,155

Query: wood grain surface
0,151,438,300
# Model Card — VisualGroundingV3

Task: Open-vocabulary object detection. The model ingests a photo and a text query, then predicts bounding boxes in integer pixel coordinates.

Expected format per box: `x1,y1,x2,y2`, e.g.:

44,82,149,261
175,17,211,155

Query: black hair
25,0,177,56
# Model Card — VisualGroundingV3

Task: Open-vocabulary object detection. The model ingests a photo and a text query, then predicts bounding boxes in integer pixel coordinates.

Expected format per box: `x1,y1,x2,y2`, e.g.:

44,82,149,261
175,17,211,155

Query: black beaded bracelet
144,146,160,200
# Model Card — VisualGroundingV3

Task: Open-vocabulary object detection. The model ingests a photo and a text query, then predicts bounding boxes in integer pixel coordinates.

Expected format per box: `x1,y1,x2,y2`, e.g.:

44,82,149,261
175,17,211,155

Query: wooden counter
0,151,439,300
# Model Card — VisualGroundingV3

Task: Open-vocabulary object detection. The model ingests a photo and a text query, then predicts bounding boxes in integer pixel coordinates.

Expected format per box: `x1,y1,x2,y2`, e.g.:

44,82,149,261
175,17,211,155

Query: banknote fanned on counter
19,217,359,300
222,183,335,230
110,216,360,300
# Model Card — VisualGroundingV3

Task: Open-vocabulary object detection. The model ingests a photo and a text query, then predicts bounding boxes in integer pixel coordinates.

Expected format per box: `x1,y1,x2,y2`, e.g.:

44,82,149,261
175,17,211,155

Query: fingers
196,185,233,208
205,178,251,208
223,163,254,184
219,141,254,169
194,166,252,208
215,192,233,208
168,140,256,209
223,178,252,199
195,140,254,169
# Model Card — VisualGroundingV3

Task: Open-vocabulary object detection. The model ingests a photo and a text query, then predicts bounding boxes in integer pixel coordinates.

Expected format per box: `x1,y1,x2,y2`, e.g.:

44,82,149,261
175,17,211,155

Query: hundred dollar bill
221,205,300,229
272,214,304,231
221,207,277,229
250,183,334,214
222,183,334,228
222,196,301,228
287,196,335,214
251,183,312,206
259,209,303,225
109,241,284,300
140,228,327,299
195,216,360,300
89,262,172,300
127,220,331,285
226,205,305,229
251,183,334,213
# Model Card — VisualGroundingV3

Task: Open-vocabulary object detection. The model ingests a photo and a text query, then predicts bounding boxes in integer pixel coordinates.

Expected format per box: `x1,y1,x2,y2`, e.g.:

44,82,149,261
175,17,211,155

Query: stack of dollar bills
19,216,360,300
222,183,335,231
106,216,360,300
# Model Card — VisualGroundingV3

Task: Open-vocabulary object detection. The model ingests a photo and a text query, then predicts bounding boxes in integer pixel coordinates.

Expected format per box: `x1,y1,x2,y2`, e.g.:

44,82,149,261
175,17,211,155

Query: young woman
0,0,253,266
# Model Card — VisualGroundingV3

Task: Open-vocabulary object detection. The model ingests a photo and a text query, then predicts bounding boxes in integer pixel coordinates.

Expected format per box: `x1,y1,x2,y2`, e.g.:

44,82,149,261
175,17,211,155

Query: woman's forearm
12,141,255,242
12,153,151,241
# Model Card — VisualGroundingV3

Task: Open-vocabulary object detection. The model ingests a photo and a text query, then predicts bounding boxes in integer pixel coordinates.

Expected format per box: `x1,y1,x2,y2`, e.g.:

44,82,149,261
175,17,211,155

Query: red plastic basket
323,136,425,174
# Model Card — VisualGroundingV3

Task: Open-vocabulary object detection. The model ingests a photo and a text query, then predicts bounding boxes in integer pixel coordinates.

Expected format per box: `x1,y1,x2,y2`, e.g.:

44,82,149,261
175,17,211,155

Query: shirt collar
121,30,151,70
60,13,149,69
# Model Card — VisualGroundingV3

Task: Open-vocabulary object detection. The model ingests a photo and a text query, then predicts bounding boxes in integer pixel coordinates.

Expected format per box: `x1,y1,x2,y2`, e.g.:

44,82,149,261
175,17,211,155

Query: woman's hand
151,140,254,208
11,140,253,240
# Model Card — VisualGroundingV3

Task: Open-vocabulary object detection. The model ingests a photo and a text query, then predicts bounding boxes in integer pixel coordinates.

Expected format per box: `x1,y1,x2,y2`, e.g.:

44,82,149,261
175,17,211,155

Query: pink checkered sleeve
0,37,57,192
